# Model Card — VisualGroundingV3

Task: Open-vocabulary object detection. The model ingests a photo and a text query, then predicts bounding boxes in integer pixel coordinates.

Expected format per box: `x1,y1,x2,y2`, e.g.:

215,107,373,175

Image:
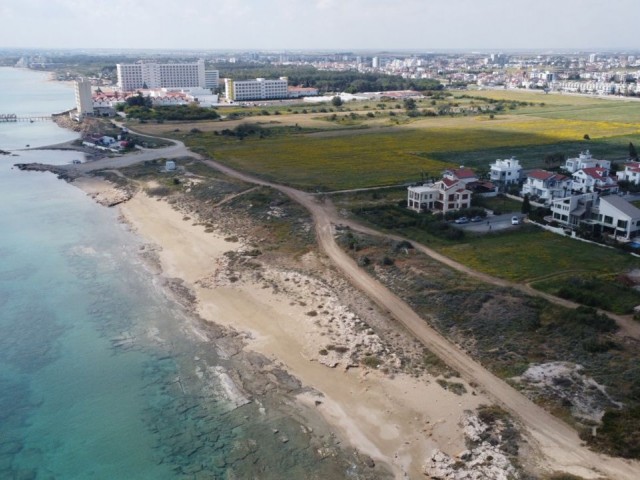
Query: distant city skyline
1,0,638,52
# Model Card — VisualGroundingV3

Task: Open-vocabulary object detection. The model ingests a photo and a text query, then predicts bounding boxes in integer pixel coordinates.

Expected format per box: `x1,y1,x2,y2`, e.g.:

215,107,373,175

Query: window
604,215,613,225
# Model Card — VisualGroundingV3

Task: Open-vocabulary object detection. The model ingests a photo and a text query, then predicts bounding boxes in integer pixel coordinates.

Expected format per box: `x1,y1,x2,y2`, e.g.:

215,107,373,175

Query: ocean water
0,68,367,479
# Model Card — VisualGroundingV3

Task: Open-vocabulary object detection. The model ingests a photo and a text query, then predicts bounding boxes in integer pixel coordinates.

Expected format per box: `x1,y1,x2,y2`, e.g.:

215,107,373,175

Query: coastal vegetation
336,228,640,457
120,103,220,122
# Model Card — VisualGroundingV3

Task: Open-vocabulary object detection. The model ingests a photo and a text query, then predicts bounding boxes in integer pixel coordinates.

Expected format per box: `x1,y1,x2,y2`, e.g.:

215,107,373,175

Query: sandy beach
55,162,640,480
69,178,495,479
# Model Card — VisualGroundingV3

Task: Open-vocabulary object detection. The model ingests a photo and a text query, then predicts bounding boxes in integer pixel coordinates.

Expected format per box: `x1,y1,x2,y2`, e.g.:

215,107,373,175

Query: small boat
25,144,30,147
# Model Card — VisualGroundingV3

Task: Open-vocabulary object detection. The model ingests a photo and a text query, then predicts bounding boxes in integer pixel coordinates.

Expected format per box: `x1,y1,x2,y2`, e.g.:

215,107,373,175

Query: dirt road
199,158,640,479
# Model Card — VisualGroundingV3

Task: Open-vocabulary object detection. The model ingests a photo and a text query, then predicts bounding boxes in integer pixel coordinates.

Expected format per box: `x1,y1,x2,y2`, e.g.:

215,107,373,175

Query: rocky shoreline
14,148,541,479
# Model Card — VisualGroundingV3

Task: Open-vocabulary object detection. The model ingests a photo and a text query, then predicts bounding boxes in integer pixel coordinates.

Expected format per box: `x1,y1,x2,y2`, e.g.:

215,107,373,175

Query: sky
1,0,638,52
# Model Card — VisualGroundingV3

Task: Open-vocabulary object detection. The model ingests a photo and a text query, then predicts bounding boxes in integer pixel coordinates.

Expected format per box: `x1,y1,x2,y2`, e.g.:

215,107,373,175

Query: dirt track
61,139,640,478
199,157,640,480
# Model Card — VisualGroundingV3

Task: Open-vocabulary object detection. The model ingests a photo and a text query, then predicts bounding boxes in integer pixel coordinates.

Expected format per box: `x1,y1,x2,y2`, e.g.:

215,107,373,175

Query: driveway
455,213,523,233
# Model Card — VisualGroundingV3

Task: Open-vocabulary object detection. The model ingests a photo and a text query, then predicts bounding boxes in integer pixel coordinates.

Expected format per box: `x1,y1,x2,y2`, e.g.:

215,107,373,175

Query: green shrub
583,406,640,458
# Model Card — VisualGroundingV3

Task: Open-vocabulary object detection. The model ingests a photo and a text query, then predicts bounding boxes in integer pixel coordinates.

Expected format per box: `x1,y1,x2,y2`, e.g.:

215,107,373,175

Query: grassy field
130,90,640,191
531,273,640,314
436,226,640,282
178,115,640,190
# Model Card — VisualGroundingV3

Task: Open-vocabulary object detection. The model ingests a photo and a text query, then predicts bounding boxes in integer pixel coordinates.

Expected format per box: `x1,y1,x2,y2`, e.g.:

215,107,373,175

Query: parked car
470,216,483,222
511,216,520,225
454,217,469,224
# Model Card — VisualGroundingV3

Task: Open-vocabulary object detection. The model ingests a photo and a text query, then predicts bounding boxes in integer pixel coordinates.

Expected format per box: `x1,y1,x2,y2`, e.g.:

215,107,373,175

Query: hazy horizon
1,0,638,52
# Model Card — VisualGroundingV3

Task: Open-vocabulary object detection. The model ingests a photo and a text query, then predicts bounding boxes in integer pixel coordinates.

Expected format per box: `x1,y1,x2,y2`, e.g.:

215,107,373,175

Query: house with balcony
489,157,522,186
407,178,472,214
550,193,640,241
521,170,572,203
563,150,611,174
594,196,640,240
616,161,640,185
550,192,598,228
571,167,619,194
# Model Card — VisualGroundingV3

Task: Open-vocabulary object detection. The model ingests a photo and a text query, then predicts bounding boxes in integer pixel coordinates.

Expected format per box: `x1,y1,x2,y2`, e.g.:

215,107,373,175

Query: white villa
571,167,618,194
521,170,572,203
617,161,640,185
489,158,522,185
551,194,640,241
563,150,611,174
407,178,472,214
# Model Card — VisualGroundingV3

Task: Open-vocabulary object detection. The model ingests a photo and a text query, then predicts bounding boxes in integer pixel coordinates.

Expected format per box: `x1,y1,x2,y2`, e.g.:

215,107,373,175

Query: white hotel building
74,78,93,118
225,77,289,101
117,59,219,91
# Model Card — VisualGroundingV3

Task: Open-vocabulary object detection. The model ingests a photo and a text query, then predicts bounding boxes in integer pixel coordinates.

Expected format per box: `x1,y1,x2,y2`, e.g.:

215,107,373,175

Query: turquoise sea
0,68,371,479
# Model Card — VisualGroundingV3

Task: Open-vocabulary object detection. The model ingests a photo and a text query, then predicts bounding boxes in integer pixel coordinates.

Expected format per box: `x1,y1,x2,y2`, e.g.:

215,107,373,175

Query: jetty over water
0,114,52,123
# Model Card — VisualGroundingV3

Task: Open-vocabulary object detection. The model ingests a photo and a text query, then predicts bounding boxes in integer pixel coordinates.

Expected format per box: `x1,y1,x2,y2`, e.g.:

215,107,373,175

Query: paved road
53,143,640,478
455,213,522,233
61,137,199,174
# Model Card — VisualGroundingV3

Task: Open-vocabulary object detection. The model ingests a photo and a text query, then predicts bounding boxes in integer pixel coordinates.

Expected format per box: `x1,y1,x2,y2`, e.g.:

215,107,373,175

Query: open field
532,273,640,315
436,226,640,282
456,89,640,122
177,118,640,190
129,91,640,191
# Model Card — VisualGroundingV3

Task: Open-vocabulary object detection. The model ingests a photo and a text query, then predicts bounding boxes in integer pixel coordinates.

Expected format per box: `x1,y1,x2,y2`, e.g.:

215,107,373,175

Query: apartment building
225,77,289,101
117,60,215,91
74,78,93,118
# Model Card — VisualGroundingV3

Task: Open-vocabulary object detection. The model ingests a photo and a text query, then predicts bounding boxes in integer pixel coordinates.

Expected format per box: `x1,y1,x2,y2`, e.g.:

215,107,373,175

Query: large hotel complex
116,59,219,91
113,60,317,102
224,77,289,101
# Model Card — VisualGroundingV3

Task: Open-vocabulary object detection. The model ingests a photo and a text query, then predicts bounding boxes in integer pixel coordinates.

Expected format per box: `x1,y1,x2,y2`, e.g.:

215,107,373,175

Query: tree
403,98,417,111
521,194,532,214
630,142,638,160
331,96,343,107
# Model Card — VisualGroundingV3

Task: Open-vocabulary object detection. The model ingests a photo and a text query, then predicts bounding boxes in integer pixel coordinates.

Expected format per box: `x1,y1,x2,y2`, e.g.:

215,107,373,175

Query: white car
511,216,520,225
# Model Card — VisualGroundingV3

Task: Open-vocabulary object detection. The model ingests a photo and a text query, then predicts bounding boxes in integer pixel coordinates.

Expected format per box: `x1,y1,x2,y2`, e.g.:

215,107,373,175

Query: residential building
617,161,640,185
551,192,598,228
571,167,618,194
407,184,438,213
550,194,640,241
442,167,478,185
74,78,93,118
489,157,522,185
225,77,289,101
563,150,611,174
117,60,210,91
596,195,640,240
521,170,572,203
407,178,472,214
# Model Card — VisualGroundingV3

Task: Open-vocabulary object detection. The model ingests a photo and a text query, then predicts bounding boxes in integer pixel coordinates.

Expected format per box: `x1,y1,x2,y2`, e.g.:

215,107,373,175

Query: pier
0,114,52,123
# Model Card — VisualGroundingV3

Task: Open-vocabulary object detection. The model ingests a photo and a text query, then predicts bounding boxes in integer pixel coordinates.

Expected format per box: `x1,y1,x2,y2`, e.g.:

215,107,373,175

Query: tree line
214,64,442,93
